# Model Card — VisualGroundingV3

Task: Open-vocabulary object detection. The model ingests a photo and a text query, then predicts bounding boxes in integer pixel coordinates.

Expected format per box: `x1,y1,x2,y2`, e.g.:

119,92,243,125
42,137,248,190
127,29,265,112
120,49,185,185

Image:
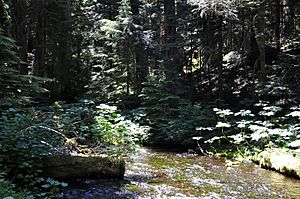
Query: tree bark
32,0,46,76
130,0,148,94
275,0,281,52
10,0,28,74
47,0,73,100
163,0,181,79
253,3,266,84
216,17,223,98
56,0,72,100
282,0,295,37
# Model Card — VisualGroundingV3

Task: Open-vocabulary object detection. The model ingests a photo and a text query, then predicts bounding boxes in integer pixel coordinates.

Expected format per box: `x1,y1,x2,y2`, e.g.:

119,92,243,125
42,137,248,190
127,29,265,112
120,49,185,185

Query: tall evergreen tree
162,0,181,79
10,0,28,74
32,0,46,76
47,0,74,100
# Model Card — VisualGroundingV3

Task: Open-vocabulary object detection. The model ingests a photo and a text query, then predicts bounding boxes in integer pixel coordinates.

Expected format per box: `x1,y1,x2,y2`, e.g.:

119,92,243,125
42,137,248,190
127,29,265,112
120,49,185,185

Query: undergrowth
0,100,149,198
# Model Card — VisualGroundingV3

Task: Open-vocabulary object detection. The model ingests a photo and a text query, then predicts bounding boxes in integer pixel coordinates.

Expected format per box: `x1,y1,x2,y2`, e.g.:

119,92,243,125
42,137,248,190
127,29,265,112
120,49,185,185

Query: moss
42,153,125,179
252,148,300,178
121,184,139,192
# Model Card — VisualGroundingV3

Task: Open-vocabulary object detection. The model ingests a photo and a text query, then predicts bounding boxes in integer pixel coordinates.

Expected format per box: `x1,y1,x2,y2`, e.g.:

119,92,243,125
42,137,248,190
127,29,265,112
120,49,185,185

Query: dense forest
0,0,300,197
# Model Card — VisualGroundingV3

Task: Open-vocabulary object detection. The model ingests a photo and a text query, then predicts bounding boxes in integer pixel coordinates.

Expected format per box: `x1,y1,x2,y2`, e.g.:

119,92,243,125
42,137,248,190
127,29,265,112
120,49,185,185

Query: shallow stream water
65,148,300,199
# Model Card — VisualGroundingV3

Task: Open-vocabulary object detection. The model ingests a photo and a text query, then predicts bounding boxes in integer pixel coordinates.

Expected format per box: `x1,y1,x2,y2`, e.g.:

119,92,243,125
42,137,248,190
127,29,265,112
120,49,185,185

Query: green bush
134,73,217,146
0,30,50,109
0,176,26,199
194,101,300,156
158,103,216,146
0,100,149,197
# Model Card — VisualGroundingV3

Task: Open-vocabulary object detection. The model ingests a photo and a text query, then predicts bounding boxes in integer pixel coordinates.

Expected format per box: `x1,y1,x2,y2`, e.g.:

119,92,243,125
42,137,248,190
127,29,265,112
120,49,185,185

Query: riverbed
65,147,300,198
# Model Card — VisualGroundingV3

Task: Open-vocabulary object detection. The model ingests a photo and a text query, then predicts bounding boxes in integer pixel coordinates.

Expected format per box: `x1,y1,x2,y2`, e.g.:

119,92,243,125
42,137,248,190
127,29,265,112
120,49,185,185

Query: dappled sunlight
1,0,299,197
65,148,300,198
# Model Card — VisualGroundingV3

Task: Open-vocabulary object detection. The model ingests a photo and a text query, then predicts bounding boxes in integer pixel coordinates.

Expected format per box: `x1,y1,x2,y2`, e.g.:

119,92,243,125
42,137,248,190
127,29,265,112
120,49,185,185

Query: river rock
252,148,300,178
42,153,125,179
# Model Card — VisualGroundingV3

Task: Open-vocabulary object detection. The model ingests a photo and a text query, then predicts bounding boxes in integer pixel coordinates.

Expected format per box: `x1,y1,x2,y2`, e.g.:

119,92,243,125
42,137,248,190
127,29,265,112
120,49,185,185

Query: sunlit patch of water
64,147,300,199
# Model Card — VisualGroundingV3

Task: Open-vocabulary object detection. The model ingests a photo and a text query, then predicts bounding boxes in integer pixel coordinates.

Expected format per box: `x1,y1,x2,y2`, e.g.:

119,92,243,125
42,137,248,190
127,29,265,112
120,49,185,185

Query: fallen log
42,153,125,179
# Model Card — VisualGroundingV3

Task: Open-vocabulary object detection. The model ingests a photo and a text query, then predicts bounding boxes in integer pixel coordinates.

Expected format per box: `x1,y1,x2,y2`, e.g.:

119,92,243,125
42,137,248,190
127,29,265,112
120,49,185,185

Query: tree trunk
32,0,46,76
216,17,223,98
47,0,73,100
202,15,223,98
253,4,266,84
282,0,295,37
56,0,72,100
10,0,28,74
275,0,281,52
163,0,181,79
130,0,147,94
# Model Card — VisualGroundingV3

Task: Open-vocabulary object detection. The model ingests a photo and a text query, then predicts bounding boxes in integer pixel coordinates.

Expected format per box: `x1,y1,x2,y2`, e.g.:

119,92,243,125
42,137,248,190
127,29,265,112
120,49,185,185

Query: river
65,147,300,199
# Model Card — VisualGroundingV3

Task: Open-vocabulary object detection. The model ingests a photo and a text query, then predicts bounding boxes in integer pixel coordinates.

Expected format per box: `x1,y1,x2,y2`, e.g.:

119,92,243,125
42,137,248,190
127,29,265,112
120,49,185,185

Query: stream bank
252,148,300,179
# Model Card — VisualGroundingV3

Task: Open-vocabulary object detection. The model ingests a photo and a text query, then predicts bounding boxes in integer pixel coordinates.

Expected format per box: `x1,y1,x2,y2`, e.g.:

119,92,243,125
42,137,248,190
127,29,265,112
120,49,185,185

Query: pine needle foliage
0,30,49,109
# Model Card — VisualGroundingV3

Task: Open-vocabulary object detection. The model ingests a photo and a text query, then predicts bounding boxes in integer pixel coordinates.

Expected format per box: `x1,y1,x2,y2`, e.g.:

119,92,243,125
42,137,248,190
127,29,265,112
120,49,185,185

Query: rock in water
42,153,125,179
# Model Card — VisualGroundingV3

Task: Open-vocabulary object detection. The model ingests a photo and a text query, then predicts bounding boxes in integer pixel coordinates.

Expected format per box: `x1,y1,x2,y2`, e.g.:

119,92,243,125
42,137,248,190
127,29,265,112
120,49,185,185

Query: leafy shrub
0,107,67,196
194,102,300,156
0,175,26,199
134,73,218,146
158,103,216,146
0,100,149,197
137,74,190,144
90,103,149,152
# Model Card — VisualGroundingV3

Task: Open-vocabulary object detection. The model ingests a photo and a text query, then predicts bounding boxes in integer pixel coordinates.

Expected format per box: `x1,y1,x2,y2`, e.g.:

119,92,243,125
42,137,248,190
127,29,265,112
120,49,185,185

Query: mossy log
42,153,125,179
252,148,300,179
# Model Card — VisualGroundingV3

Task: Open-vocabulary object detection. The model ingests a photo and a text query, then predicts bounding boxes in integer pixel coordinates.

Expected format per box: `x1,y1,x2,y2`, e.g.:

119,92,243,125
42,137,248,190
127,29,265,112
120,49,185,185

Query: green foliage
84,0,150,99
0,107,67,196
0,31,50,108
0,69,50,108
161,103,216,146
0,31,20,64
83,1,128,99
134,73,216,145
254,53,300,104
45,100,149,151
137,74,187,143
190,0,238,19
0,1,10,30
90,103,150,152
195,102,300,157
0,178,26,199
0,100,148,196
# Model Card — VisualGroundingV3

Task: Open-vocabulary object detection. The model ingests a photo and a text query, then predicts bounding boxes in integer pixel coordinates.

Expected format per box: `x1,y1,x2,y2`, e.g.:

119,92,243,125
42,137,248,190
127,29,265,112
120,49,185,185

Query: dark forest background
0,0,300,196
